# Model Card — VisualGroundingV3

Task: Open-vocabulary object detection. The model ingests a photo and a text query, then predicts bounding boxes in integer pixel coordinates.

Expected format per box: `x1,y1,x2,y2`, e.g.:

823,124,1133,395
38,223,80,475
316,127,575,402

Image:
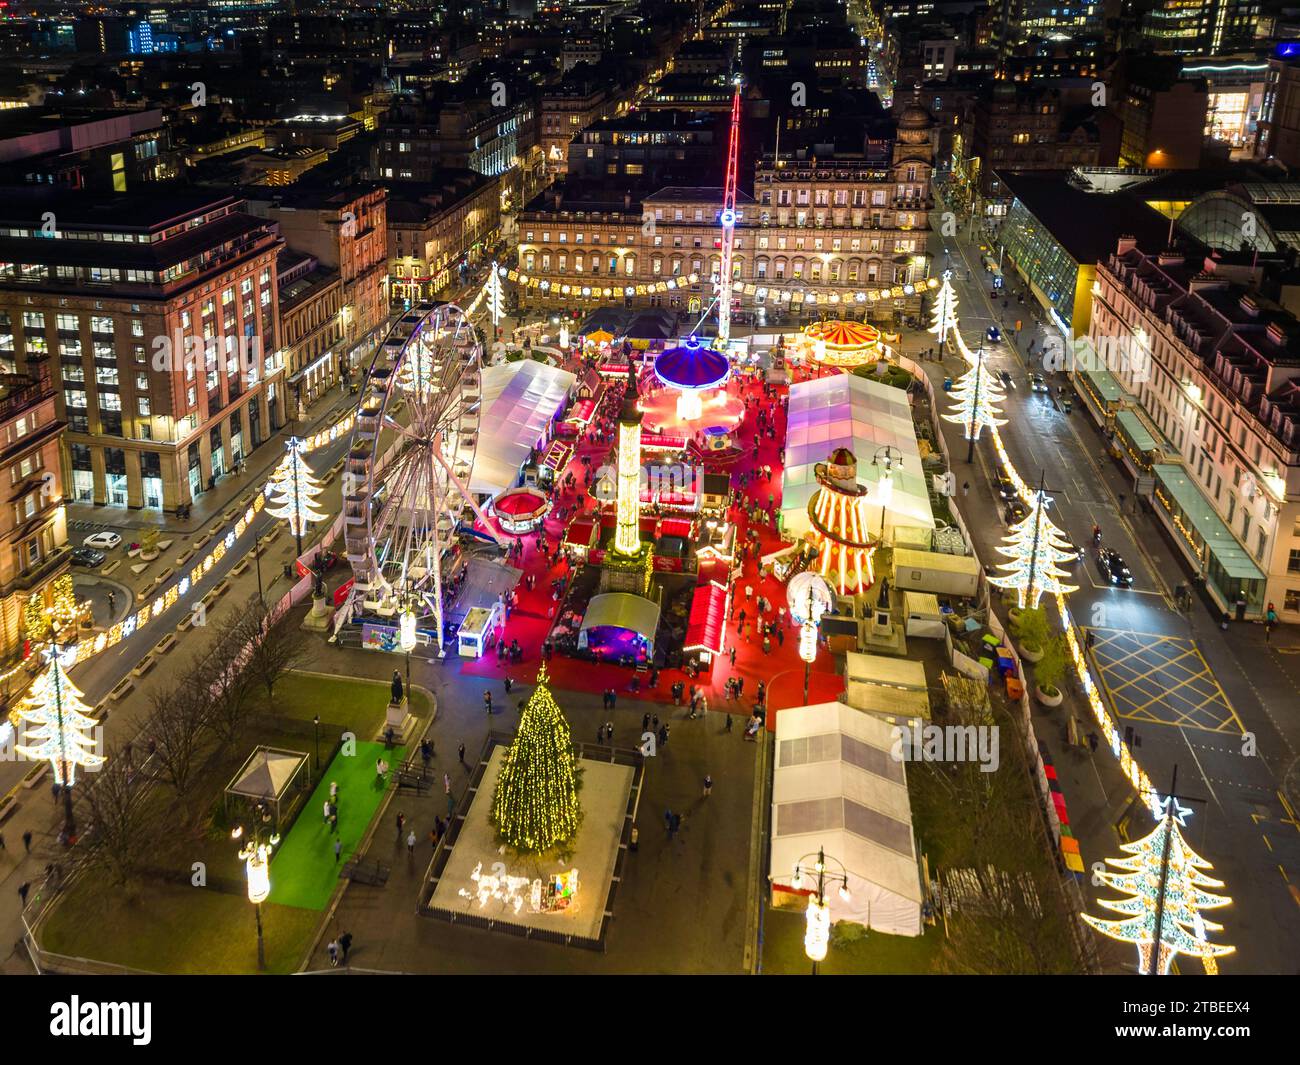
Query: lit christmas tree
986,490,1079,608
943,354,1006,442
490,665,582,853
14,649,104,786
485,264,506,339
267,437,326,551
928,270,959,354
1083,797,1235,975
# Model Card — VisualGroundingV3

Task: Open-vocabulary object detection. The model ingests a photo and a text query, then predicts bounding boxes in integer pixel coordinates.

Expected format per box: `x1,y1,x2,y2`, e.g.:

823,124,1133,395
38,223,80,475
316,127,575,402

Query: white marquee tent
471,360,577,496
770,701,923,936
781,373,934,539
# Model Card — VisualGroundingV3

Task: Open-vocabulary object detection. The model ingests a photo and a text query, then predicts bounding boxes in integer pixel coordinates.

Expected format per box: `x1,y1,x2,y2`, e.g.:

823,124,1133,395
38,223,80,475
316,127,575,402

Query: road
928,181,1300,973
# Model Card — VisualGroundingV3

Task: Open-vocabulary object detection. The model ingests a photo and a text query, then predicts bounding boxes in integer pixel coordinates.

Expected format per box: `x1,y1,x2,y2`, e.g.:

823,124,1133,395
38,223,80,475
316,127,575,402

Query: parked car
1004,500,1028,526
83,531,121,550
70,547,106,567
993,473,1017,500
1094,547,1133,587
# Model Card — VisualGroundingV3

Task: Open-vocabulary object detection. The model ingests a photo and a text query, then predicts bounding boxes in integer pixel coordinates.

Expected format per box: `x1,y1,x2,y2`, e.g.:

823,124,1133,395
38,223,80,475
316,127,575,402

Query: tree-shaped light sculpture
485,264,506,340
928,269,959,355
1083,797,1235,975
987,489,1079,608
490,664,582,853
15,643,104,834
943,352,1006,445
266,436,326,556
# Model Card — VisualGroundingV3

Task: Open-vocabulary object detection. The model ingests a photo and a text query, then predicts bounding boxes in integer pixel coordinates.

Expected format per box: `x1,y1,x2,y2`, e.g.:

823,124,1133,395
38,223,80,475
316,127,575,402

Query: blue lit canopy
654,335,730,391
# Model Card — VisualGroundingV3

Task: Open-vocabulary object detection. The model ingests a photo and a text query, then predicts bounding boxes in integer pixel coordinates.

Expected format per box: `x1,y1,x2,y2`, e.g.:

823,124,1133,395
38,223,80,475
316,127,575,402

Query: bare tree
234,595,308,704
147,660,210,797
198,628,259,749
77,746,160,888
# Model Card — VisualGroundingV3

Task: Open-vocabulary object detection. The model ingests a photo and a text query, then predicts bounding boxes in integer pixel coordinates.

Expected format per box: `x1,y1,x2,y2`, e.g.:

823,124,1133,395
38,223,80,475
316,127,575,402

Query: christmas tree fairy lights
14,648,104,787
1082,797,1234,974
928,270,959,353
490,664,582,853
986,489,1079,608
943,352,1006,442
267,437,326,549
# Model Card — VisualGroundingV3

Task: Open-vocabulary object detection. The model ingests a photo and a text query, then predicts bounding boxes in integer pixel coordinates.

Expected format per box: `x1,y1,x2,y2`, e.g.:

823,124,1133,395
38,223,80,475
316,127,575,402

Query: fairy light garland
490,665,582,853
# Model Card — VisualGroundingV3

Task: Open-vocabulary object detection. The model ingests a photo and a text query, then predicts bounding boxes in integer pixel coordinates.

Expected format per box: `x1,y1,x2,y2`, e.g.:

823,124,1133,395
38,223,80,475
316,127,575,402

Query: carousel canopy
782,374,934,539
472,360,577,496
655,335,730,391
805,320,882,350
579,593,661,647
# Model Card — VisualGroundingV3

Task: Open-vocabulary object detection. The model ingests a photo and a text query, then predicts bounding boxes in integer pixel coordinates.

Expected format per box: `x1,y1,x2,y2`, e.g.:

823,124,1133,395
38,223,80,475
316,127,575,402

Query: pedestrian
605,720,613,742
729,645,737,666
745,583,753,600
17,880,30,908
406,830,416,855
327,939,340,966
22,829,32,853
776,626,784,647
396,811,406,840
703,774,713,798
333,839,342,863
669,811,681,838
324,798,332,824
725,712,734,733
1087,732,1099,754
504,675,513,694
664,808,673,834
444,772,451,795
339,931,352,963
420,741,432,770
642,712,651,732
483,690,493,715
962,481,970,498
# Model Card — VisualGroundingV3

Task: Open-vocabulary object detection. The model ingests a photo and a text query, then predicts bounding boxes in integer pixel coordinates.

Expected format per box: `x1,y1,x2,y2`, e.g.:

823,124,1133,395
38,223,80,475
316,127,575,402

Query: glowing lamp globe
787,571,835,625
804,897,831,962
399,608,418,653
799,620,818,664
245,848,271,904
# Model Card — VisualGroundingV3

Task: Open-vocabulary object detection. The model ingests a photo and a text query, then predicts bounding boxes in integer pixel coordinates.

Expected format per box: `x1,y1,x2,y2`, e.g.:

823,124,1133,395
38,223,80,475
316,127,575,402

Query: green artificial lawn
267,741,405,910
41,880,319,975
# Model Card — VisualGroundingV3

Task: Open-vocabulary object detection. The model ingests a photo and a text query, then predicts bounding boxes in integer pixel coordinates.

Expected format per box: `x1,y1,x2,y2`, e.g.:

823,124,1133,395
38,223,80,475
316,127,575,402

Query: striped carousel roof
804,319,882,350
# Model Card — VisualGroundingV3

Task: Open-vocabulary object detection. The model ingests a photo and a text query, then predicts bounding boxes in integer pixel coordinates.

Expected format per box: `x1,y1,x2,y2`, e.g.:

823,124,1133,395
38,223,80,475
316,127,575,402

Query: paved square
429,746,633,941
1086,628,1243,734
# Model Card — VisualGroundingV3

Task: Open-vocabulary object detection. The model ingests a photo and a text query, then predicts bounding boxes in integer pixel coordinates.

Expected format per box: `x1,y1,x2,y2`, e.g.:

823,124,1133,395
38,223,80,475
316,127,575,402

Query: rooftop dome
897,83,934,130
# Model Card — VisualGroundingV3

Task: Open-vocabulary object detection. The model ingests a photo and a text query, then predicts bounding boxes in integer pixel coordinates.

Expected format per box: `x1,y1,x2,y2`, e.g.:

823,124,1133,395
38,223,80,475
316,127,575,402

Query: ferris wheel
342,302,498,651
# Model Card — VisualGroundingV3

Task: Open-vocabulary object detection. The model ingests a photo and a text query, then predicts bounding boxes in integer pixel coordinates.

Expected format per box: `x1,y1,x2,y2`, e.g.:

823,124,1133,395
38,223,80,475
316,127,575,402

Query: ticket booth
458,603,502,658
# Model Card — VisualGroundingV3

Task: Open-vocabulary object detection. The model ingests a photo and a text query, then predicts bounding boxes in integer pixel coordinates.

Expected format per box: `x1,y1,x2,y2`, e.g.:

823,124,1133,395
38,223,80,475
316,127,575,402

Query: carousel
800,320,885,369
653,335,731,423
490,485,552,534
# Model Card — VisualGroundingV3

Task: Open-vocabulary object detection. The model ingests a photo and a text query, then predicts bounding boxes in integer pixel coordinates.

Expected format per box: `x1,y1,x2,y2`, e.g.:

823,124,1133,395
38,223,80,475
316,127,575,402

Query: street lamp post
871,446,899,543
313,714,320,771
791,847,852,975
233,802,280,972
966,343,985,464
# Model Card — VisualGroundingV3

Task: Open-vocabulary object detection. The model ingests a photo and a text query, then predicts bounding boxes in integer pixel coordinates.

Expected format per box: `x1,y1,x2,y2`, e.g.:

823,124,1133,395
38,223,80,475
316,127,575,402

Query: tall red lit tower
716,76,742,347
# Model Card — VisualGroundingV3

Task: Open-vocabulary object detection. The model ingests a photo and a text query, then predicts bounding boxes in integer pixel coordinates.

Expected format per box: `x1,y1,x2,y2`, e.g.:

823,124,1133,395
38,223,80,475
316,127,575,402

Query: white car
83,531,122,550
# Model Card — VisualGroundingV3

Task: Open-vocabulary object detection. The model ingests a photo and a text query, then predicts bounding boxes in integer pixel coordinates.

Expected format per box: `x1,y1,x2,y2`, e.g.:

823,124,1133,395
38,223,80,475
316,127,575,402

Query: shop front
1152,464,1266,617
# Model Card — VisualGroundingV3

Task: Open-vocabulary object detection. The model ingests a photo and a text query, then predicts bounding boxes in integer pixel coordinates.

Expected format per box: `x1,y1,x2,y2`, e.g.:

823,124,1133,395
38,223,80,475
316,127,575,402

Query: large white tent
471,360,577,496
781,374,934,539
770,701,923,936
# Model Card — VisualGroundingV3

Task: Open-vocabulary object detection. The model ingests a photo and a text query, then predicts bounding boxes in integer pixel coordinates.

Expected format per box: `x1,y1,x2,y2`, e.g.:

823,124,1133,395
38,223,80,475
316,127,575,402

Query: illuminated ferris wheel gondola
342,302,499,651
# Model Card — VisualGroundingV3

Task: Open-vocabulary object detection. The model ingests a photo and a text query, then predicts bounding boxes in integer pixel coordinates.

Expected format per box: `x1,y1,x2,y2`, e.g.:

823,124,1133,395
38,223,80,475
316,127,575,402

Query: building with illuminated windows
1132,0,1260,56
1085,237,1300,622
516,96,934,323
0,189,285,512
987,0,1105,60
0,369,69,661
